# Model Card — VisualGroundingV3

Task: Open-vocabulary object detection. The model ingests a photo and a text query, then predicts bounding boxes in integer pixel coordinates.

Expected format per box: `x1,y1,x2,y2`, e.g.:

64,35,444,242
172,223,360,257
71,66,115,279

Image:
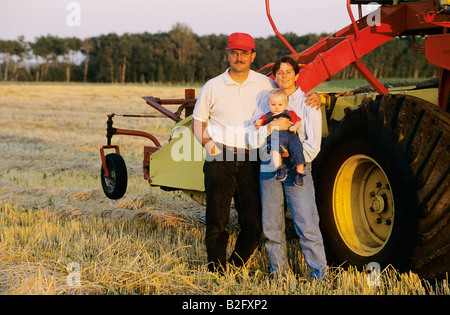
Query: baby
254,88,306,186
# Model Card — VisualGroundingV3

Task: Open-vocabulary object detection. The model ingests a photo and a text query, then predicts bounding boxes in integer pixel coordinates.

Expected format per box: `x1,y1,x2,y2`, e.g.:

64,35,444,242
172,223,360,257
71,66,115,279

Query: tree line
0,23,439,84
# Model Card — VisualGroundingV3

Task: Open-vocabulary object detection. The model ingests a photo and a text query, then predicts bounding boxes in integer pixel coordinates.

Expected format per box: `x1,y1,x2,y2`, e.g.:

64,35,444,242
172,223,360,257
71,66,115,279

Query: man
192,33,273,272
192,33,321,272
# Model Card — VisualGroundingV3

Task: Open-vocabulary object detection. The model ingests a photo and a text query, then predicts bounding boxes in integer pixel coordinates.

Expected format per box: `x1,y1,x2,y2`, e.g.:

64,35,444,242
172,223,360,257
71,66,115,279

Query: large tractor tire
313,94,449,279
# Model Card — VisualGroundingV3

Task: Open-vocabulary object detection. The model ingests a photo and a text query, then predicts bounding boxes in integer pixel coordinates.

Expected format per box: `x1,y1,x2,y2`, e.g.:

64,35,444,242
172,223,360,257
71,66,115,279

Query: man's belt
219,143,250,154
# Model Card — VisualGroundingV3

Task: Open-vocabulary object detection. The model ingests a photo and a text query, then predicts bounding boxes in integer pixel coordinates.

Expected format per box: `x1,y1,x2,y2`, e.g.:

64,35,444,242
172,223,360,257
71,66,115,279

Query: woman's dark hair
272,56,300,76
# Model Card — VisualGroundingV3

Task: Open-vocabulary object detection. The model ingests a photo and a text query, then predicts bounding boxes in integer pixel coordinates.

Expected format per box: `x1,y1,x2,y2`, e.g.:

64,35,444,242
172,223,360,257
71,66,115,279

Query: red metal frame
114,128,161,147
438,69,450,110
347,0,360,41
263,0,450,109
100,89,197,179
100,145,120,178
426,33,450,109
142,89,196,122
265,0,297,54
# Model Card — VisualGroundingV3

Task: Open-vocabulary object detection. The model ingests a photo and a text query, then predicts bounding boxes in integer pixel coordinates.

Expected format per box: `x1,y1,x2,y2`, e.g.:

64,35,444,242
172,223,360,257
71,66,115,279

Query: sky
0,0,379,41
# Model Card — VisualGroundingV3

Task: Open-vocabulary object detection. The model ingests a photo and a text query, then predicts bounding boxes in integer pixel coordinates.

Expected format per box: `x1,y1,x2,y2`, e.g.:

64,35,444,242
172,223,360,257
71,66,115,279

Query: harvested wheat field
0,83,448,296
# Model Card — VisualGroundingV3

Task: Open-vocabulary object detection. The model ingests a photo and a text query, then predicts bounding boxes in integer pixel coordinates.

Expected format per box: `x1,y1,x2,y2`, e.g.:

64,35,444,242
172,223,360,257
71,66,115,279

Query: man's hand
192,118,222,156
204,140,222,156
305,91,321,110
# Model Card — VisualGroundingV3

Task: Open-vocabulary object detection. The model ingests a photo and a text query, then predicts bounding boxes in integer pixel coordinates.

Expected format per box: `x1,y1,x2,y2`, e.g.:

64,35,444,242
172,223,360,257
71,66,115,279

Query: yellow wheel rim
333,155,394,257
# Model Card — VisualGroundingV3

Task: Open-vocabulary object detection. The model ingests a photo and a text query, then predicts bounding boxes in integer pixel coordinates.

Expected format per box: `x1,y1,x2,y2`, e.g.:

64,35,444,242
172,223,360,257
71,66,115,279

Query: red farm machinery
100,0,450,280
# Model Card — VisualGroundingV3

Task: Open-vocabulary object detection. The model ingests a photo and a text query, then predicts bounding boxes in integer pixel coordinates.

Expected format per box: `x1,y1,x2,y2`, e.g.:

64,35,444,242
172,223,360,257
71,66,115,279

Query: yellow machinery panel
149,116,205,192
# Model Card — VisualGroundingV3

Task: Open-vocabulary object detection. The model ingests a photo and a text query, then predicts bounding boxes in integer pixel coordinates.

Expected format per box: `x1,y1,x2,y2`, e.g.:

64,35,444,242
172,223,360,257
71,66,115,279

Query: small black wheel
101,153,127,199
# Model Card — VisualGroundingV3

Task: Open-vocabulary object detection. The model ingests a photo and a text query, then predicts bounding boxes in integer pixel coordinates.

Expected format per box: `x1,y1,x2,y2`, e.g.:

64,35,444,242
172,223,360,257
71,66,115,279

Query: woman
247,56,327,279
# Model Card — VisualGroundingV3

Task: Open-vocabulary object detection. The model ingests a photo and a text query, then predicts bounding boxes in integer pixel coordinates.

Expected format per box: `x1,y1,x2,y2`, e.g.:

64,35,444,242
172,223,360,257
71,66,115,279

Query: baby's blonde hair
268,88,288,104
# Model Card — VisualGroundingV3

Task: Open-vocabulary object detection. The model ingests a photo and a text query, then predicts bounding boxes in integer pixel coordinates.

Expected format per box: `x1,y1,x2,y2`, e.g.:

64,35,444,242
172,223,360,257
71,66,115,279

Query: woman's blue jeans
260,163,327,279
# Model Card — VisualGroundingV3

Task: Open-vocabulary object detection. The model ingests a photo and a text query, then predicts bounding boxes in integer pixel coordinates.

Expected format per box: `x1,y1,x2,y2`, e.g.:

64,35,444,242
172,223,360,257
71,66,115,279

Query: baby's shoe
275,166,287,181
294,172,306,187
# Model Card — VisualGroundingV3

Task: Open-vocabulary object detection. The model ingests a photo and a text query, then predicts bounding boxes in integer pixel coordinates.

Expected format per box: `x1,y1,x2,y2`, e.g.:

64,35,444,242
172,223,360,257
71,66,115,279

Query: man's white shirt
193,69,275,149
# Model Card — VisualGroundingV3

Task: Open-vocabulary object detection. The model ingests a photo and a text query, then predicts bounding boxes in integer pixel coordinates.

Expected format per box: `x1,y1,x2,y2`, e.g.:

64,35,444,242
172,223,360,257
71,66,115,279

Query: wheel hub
333,154,394,257
104,164,116,191
371,195,385,213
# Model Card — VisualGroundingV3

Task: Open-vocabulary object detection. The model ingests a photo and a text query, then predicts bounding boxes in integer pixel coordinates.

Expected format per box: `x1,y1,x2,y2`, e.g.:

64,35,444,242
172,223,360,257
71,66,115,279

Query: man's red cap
226,33,255,52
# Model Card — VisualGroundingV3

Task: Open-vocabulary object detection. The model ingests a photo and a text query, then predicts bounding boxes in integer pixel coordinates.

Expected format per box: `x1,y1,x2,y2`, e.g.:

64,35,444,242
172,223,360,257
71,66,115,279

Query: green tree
169,23,200,82
63,37,81,82
80,38,96,82
0,39,26,81
30,35,64,81
118,34,132,83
